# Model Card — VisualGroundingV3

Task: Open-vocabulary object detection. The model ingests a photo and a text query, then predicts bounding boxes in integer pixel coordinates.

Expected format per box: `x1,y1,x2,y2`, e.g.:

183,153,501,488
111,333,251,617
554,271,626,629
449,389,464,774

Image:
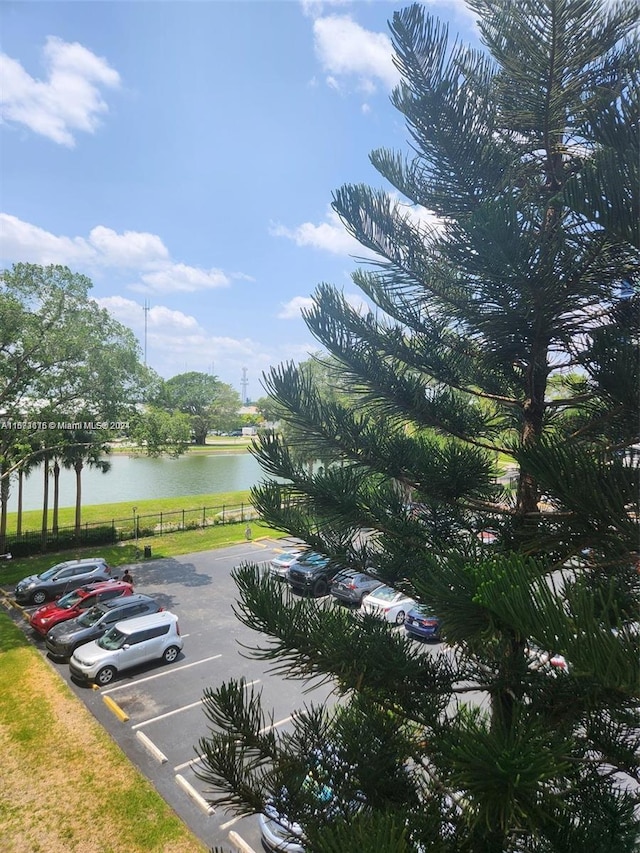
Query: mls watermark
0,420,129,431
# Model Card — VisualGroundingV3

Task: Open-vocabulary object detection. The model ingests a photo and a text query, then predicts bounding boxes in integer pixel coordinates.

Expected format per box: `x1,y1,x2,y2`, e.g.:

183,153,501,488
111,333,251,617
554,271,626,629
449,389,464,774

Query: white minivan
69,610,183,686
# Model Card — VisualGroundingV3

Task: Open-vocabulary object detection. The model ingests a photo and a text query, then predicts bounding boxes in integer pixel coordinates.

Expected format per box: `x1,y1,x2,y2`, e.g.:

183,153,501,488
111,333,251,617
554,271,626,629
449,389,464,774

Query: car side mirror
122,644,130,650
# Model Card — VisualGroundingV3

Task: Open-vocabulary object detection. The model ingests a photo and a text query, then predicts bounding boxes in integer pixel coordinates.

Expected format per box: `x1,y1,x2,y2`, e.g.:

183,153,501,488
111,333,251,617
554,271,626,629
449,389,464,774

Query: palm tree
61,431,111,540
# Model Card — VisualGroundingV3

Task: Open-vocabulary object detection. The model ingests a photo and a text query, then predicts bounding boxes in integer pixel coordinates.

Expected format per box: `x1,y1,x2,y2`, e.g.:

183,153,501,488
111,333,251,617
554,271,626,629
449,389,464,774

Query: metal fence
2,501,261,557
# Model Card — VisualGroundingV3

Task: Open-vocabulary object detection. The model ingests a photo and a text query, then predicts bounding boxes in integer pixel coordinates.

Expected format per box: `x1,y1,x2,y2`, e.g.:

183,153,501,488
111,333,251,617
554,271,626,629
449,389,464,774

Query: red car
29,580,134,636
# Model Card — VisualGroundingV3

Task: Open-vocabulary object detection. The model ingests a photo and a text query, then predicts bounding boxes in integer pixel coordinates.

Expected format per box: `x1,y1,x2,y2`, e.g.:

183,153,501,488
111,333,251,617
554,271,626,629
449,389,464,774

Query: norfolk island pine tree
196,2,639,852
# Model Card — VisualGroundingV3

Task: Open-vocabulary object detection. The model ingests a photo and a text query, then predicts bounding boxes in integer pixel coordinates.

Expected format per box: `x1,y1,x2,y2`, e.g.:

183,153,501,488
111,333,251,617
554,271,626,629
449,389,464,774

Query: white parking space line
259,715,292,734
211,545,268,561
220,815,242,830
174,753,206,772
132,698,205,730
101,654,223,694
132,678,262,731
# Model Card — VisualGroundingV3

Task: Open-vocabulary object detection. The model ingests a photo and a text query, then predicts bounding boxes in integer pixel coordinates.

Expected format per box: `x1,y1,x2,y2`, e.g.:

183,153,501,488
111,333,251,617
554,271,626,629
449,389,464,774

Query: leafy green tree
196,2,639,852
158,371,242,444
130,407,192,457
0,263,145,545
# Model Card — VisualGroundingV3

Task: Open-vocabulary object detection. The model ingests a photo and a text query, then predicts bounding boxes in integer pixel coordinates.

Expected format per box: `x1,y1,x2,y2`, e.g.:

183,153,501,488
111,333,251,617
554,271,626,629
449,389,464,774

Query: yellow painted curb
102,694,130,722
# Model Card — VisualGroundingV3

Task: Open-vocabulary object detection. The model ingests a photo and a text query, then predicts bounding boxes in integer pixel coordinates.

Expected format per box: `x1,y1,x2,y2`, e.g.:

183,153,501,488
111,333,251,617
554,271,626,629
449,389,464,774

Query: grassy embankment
0,612,210,853
0,479,283,852
1,488,284,586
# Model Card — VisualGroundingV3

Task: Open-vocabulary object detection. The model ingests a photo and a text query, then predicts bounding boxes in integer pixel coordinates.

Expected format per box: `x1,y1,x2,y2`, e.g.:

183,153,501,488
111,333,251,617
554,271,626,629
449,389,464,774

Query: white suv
69,611,183,686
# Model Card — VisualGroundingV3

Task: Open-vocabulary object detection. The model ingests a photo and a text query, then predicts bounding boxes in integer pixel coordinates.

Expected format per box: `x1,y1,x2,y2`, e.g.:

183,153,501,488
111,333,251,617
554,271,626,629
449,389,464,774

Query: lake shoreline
7,451,265,517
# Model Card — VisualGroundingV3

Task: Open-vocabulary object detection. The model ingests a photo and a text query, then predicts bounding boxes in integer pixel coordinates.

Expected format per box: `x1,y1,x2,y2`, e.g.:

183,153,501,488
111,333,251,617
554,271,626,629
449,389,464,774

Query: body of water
7,453,268,513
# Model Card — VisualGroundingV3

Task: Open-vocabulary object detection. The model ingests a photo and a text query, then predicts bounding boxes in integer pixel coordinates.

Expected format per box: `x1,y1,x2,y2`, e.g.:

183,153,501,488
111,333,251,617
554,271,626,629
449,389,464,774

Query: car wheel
313,578,328,597
395,610,406,625
96,666,116,686
32,590,47,605
162,645,180,663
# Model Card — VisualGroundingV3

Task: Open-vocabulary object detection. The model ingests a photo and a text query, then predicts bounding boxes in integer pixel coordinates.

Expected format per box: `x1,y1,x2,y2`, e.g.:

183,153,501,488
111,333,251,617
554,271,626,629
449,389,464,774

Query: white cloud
278,291,370,323
270,207,366,256
278,295,315,319
0,214,242,295
88,226,169,267
138,263,230,294
313,15,400,93
98,293,319,388
301,0,351,18
0,213,171,269
270,199,443,258
0,36,121,146
0,213,96,265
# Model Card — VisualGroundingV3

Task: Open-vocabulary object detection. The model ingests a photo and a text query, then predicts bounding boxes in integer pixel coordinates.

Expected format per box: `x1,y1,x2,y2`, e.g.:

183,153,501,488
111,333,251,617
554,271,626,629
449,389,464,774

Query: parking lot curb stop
175,774,215,815
136,730,168,764
102,694,130,722
228,830,259,853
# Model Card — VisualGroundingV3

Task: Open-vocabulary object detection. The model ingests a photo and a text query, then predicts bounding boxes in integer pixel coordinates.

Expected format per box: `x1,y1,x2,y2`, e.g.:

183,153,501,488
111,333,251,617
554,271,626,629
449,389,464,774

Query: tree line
0,263,247,550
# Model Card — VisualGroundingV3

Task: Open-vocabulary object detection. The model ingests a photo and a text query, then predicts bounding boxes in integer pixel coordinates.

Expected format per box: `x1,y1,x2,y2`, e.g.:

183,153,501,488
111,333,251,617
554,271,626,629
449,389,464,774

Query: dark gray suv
15,558,111,605
45,594,161,659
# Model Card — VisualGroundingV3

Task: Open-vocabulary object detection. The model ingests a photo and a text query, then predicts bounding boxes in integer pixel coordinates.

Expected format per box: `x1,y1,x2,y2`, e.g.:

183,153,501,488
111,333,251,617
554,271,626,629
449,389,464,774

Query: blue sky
1,0,479,401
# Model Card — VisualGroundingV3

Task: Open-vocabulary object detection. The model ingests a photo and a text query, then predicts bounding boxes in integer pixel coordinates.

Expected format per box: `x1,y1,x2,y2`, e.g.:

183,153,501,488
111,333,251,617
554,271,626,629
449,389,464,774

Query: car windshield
38,563,67,580
333,571,354,583
97,627,127,650
56,590,83,609
78,606,106,627
371,586,400,602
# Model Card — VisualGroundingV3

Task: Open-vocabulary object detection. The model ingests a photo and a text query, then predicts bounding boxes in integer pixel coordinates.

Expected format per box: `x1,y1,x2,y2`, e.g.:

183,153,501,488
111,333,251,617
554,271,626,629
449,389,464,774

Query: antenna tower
143,299,150,364
240,367,249,404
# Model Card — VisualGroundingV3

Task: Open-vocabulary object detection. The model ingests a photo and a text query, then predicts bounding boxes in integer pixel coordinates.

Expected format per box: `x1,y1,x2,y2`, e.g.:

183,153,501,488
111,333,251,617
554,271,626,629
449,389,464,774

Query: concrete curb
228,830,259,853
175,774,214,815
102,694,130,722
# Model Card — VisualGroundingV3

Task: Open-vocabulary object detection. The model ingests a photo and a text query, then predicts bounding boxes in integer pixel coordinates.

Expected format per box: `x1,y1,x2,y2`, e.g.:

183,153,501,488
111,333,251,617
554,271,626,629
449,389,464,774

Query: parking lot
3,539,340,852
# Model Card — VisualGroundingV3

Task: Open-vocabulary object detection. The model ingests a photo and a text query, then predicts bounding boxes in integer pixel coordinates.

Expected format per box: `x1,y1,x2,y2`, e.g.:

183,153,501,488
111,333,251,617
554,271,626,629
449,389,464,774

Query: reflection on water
8,453,269,512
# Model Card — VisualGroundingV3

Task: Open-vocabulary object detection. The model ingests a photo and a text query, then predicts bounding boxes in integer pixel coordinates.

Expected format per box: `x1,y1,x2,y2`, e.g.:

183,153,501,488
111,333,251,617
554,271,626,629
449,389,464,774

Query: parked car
259,746,359,853
287,553,341,597
404,604,442,641
330,569,383,606
259,800,306,853
360,585,416,625
268,548,306,579
14,558,112,605
69,610,183,686
45,594,161,660
29,579,134,636
525,644,569,673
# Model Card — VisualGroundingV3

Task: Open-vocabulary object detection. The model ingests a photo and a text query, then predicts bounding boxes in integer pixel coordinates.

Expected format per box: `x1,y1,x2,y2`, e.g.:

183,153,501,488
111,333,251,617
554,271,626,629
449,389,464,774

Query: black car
45,594,161,659
287,553,342,597
14,558,112,605
330,569,384,606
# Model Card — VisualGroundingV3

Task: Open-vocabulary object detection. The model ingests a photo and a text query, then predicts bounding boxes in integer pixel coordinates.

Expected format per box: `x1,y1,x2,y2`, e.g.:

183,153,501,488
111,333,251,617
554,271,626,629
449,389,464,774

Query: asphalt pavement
2,538,338,853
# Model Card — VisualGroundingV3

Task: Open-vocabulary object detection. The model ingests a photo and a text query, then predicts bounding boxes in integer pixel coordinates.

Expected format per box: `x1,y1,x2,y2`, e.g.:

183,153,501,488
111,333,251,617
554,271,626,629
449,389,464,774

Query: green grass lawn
6,488,255,533
0,612,210,853
0,486,285,587
0,518,284,587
